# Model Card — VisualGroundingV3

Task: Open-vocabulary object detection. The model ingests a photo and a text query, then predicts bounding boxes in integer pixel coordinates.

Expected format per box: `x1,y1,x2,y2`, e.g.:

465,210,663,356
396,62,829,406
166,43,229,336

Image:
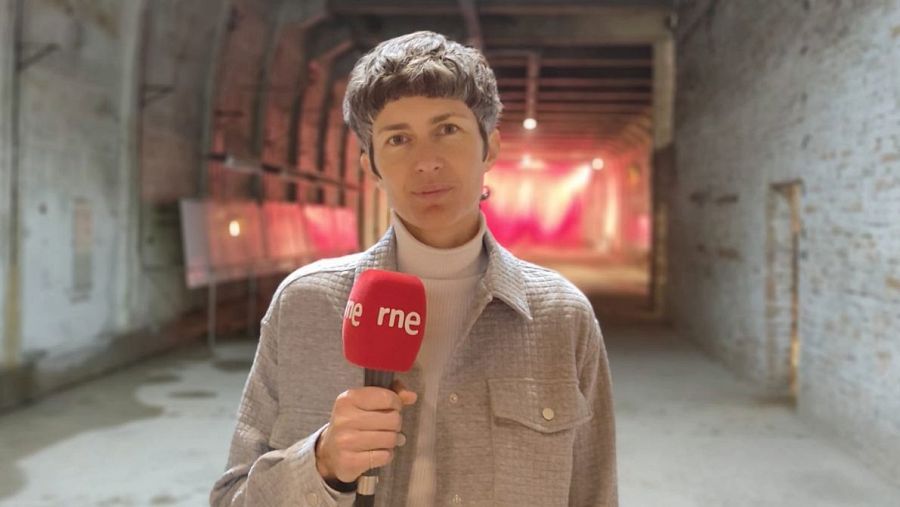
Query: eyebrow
376,112,468,134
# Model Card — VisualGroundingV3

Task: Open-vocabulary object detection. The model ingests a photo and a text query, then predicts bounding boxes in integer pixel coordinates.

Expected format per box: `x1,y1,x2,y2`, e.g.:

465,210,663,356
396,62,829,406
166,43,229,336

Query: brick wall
17,0,132,359
0,0,14,354
0,0,228,406
671,0,900,481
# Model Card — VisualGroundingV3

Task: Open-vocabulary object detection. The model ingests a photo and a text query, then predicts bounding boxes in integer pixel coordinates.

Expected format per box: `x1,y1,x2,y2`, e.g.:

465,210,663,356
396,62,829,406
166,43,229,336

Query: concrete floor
2,263,899,506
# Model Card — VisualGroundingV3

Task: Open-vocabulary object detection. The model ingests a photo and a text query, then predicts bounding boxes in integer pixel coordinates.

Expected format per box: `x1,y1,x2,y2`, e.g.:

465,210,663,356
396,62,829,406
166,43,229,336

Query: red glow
483,163,592,248
482,151,651,257
302,205,358,256
630,214,651,250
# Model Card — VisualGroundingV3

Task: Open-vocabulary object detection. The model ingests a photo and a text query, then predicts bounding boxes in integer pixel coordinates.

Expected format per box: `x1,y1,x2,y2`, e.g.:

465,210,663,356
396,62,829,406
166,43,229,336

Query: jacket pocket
268,410,330,450
488,378,592,506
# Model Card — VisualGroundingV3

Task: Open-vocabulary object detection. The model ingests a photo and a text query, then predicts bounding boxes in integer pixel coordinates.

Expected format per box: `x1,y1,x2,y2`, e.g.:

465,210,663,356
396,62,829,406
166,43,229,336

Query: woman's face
361,96,500,248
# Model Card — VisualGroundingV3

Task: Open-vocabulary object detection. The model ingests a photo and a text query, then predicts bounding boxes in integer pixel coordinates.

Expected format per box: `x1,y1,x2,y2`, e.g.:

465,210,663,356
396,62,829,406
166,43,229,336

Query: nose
413,144,443,173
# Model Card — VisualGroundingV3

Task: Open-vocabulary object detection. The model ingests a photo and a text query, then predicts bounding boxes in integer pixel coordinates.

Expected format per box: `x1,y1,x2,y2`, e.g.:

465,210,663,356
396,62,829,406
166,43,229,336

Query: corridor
1,302,898,506
1,0,899,505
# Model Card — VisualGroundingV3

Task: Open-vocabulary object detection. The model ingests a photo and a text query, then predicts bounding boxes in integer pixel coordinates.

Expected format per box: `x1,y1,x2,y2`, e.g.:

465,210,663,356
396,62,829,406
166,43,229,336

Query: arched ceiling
326,0,673,163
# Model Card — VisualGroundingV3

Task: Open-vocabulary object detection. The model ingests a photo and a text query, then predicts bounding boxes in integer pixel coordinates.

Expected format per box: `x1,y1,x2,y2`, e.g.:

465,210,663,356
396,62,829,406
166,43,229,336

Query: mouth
412,185,454,198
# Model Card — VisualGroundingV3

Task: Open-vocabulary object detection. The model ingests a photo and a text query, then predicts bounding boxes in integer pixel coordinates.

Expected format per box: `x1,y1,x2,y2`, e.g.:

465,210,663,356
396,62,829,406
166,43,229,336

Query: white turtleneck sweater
391,211,488,507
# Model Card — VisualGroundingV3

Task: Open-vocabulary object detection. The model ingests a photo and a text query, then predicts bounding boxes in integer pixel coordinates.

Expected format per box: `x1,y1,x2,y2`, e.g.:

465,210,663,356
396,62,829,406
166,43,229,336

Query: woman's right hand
314,379,417,483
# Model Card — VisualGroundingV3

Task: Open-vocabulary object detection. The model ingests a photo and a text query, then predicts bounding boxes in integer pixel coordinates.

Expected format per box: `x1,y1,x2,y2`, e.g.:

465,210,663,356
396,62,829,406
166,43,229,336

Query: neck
397,213,481,249
392,210,488,279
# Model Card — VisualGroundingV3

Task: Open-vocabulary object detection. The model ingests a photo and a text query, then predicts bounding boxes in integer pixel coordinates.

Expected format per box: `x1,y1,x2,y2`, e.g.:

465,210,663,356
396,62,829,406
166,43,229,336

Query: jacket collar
352,225,533,321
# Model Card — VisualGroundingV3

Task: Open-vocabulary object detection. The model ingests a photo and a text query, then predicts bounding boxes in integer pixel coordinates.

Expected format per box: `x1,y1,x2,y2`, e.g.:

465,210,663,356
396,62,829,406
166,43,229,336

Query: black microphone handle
364,368,395,389
355,369,395,507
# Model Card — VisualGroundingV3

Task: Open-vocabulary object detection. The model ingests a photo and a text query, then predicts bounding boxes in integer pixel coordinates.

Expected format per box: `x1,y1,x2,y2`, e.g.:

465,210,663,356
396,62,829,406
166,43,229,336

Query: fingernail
397,432,407,447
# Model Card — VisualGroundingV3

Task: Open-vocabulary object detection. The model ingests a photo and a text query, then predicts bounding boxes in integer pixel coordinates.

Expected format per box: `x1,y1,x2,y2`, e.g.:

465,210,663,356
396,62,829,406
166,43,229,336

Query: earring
480,186,491,201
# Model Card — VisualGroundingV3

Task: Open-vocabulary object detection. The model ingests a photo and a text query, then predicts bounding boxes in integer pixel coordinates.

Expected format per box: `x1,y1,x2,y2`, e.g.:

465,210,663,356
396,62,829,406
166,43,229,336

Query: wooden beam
482,11,671,45
458,0,482,49
502,91,652,102
498,77,653,88
505,103,651,113
328,2,671,17
491,57,652,68
328,3,672,44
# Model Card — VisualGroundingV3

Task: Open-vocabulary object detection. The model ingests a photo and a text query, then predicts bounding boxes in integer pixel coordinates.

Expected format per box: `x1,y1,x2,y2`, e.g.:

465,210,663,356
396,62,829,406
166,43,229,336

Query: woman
210,30,617,507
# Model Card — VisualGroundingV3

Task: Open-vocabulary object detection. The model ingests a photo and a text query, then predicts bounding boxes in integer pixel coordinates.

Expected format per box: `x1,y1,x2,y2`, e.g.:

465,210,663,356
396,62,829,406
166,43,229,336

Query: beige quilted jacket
210,226,617,506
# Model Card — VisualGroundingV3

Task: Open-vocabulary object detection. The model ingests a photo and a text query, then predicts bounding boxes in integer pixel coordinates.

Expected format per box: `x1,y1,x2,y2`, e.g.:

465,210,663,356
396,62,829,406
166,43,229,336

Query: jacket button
306,492,320,505
542,407,555,421
450,493,462,504
449,393,459,404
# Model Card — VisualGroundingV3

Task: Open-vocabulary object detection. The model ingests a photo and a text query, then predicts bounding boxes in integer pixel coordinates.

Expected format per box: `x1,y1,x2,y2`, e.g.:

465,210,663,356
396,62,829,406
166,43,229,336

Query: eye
386,134,408,146
438,123,460,135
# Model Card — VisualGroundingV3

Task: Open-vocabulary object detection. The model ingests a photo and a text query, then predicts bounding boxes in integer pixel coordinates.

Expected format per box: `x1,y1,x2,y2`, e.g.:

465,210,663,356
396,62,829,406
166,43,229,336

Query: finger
398,390,417,406
342,430,401,452
333,408,402,432
348,387,403,412
391,379,418,406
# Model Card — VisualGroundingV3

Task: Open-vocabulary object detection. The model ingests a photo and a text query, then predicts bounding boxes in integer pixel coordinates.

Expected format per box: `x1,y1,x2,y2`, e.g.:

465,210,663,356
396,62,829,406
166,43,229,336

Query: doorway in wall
766,180,803,400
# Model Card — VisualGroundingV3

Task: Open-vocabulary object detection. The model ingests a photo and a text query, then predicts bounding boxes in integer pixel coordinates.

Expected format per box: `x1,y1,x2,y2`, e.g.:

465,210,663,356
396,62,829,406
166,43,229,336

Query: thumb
391,379,418,406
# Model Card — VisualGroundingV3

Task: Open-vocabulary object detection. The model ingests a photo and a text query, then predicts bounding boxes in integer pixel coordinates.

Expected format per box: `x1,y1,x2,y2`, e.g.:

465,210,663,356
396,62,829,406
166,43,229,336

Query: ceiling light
228,220,241,237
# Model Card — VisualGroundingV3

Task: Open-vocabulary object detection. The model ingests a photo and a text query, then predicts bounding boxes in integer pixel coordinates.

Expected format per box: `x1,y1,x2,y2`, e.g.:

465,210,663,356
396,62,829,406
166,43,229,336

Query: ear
360,151,371,173
360,151,382,187
483,129,501,172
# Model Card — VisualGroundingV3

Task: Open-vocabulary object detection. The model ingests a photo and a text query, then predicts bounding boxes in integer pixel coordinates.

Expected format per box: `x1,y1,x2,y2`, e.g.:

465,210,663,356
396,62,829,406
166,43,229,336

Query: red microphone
341,269,427,505
343,269,427,372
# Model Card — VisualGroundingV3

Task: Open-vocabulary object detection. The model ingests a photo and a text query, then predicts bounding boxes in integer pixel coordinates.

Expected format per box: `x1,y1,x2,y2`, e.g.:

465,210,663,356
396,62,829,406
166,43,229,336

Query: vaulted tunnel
1,1,899,505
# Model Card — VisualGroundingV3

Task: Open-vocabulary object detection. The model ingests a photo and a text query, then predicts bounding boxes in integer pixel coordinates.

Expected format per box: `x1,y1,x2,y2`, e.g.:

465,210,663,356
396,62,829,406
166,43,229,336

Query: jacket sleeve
209,294,356,507
569,317,618,507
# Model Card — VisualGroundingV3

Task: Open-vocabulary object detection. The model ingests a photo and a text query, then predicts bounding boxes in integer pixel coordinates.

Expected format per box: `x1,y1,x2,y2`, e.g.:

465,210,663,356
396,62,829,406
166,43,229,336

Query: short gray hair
342,31,503,174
